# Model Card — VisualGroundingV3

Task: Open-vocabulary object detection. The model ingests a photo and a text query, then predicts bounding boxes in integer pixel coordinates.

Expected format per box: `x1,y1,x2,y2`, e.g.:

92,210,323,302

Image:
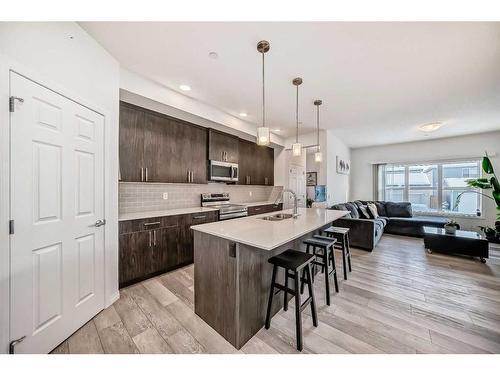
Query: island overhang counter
191,207,348,349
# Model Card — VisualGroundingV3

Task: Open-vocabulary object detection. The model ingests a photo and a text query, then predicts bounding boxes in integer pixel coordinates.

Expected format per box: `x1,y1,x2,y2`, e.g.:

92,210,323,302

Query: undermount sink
260,213,295,221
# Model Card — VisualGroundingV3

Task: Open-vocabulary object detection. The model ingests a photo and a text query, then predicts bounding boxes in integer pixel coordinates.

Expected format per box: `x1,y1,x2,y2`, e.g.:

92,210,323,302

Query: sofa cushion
376,217,388,227
330,204,352,218
388,216,448,227
374,201,387,217
344,202,360,219
386,202,412,218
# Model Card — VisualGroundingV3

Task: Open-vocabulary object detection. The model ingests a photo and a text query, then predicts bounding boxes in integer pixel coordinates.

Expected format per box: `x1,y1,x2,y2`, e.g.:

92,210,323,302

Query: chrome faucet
274,188,299,217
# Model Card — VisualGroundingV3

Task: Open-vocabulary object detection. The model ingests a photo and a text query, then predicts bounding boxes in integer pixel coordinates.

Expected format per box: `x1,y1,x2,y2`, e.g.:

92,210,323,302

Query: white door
287,165,306,208
9,72,105,354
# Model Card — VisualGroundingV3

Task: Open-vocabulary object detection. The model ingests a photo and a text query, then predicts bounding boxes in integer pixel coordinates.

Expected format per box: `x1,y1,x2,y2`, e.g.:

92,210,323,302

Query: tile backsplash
119,182,284,214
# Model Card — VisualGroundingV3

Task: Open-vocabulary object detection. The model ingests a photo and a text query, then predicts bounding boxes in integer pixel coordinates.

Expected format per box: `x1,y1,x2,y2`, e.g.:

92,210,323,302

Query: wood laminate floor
52,235,500,354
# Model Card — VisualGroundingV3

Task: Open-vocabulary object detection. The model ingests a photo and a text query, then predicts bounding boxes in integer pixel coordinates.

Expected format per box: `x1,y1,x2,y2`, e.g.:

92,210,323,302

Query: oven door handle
231,166,238,180
219,211,248,220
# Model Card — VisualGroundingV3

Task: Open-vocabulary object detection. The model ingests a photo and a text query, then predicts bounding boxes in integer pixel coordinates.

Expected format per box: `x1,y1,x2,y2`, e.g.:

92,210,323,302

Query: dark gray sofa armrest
332,217,378,251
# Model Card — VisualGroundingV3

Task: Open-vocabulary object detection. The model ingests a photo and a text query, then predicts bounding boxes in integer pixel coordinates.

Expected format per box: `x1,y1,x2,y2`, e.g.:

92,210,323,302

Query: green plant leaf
493,190,500,207
482,156,494,174
491,177,500,192
466,179,492,189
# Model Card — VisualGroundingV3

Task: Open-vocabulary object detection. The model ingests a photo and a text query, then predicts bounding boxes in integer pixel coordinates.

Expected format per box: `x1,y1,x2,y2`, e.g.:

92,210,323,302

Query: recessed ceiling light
239,112,247,117
274,129,281,132
179,84,191,91
419,122,443,132
208,52,218,59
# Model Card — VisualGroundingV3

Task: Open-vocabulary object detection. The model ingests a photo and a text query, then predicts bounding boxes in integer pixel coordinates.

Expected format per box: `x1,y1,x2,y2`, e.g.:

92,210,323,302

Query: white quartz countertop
240,201,278,207
119,207,219,221
191,208,349,251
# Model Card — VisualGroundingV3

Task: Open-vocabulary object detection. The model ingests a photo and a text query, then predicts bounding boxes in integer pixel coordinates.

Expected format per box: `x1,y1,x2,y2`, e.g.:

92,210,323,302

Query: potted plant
454,152,500,243
444,219,460,235
306,198,314,208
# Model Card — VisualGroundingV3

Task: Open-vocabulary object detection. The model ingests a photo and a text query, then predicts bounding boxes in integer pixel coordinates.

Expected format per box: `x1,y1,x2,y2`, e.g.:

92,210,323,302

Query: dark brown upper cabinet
238,138,274,185
119,103,145,182
208,129,239,163
119,101,207,183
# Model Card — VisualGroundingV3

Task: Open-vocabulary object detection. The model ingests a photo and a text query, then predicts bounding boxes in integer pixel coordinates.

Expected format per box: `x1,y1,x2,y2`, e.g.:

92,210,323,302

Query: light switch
163,192,169,200
249,191,253,197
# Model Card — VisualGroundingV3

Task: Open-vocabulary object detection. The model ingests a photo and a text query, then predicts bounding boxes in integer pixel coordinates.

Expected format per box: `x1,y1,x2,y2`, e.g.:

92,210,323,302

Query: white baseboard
106,291,120,308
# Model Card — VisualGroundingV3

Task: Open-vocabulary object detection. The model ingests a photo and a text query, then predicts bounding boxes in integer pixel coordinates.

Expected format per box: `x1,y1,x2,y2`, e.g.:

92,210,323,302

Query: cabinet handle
191,170,194,183
149,231,152,247
187,170,191,183
153,230,157,246
193,215,206,219
141,167,144,182
144,221,160,227
254,207,261,211
265,177,269,185
145,167,148,182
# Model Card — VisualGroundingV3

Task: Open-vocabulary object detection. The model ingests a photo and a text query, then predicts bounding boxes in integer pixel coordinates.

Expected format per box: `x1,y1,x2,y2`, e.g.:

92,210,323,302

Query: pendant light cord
262,51,265,128
296,84,299,143
316,104,320,151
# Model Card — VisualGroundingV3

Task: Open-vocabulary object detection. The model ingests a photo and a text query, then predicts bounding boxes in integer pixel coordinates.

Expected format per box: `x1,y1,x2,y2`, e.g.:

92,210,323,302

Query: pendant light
314,99,323,162
256,40,270,146
291,77,303,156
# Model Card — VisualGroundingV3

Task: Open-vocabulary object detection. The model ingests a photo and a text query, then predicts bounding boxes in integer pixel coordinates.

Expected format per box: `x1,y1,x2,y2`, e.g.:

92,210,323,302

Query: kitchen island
191,207,348,349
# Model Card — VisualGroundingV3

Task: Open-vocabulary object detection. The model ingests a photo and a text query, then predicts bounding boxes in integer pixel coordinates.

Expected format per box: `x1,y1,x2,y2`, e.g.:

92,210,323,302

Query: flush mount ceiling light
179,84,191,91
256,40,271,146
291,77,303,156
419,122,443,132
314,99,323,163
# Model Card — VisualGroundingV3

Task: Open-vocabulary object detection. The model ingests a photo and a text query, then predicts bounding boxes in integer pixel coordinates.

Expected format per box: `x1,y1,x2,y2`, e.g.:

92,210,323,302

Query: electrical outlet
162,192,168,200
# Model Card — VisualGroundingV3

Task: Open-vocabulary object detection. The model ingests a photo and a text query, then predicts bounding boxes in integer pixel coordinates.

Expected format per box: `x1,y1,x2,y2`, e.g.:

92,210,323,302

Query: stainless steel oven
208,160,239,182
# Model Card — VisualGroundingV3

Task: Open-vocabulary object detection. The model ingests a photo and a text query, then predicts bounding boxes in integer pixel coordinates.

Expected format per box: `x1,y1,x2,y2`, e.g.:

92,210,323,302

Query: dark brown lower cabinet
119,230,149,286
247,203,283,216
119,211,218,287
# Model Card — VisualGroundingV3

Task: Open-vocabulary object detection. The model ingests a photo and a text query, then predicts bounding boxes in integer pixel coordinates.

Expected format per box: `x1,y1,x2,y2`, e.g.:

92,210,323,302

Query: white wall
326,130,351,205
0,22,120,353
274,130,351,205
350,131,500,230
121,69,284,146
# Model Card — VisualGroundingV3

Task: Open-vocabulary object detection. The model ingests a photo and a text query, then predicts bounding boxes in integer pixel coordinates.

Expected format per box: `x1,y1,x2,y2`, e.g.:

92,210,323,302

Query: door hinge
9,336,26,354
9,220,14,235
9,96,24,112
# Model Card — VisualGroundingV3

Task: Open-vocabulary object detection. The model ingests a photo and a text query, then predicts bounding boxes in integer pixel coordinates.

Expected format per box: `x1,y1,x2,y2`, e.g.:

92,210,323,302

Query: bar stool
322,226,352,280
301,236,339,306
265,249,318,352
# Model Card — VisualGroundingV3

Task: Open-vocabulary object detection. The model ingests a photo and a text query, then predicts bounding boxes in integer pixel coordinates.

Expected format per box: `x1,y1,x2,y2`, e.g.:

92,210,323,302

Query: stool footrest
300,296,312,312
273,283,295,295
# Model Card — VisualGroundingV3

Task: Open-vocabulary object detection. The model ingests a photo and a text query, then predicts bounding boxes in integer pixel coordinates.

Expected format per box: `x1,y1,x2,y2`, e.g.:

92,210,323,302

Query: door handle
92,219,106,227
143,221,160,227
9,336,26,354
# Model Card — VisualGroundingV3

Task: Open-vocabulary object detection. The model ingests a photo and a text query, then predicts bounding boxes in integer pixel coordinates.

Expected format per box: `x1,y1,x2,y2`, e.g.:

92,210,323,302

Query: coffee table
423,226,489,263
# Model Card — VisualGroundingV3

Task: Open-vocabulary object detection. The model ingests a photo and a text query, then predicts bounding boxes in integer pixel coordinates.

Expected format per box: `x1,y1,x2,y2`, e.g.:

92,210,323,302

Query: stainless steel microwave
208,160,239,182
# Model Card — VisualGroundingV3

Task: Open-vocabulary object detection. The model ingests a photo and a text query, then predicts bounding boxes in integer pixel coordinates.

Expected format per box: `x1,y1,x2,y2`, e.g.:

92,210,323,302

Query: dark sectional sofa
329,200,448,251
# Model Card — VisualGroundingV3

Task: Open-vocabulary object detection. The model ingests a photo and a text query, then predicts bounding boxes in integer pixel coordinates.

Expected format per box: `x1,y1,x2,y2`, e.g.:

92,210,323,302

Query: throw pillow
358,205,371,219
385,202,413,218
367,202,379,218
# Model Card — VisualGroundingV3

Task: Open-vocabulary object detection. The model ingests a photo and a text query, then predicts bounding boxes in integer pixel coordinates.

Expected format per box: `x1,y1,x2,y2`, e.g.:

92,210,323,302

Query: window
377,159,482,216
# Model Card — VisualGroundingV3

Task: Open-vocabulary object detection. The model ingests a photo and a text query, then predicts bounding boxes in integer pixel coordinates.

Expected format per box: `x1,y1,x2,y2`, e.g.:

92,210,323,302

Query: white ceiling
80,22,500,148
